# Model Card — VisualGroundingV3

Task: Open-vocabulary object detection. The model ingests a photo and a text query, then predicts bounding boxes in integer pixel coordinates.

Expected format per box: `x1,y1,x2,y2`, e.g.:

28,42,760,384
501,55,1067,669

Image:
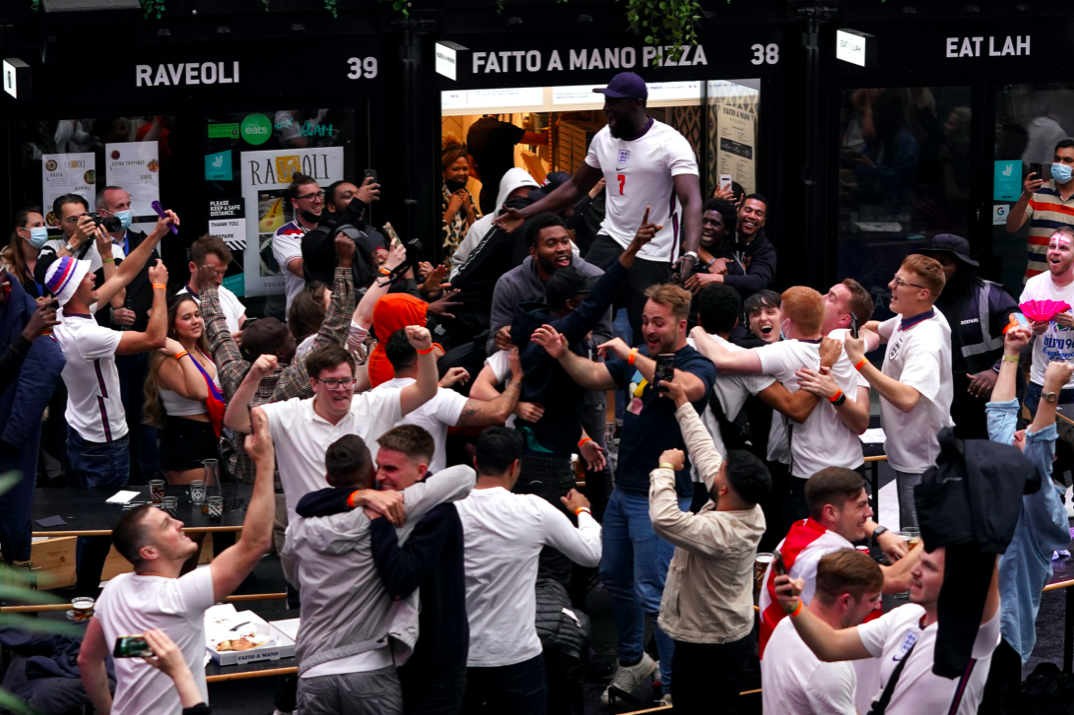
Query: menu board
106,141,161,235
41,153,96,230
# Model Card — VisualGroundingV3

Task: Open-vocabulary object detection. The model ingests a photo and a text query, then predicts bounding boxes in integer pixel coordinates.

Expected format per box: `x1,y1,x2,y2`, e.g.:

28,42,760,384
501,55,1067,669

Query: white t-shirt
261,391,404,520
1020,272,1074,390
484,350,517,429
273,221,307,312
762,616,857,715
177,284,245,335
456,487,602,668
756,338,866,478
95,568,215,715
296,321,370,360
687,334,775,465
857,605,1002,715
877,310,955,473
377,377,468,473
53,310,128,443
584,120,698,261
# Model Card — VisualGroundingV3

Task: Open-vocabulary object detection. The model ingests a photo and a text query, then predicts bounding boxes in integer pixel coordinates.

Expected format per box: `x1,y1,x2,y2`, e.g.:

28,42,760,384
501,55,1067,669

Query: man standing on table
78,402,276,715
844,254,953,529
495,72,703,343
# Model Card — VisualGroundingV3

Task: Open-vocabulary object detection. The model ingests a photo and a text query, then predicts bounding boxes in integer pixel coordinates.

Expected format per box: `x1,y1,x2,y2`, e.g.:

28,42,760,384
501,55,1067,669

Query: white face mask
23,226,49,249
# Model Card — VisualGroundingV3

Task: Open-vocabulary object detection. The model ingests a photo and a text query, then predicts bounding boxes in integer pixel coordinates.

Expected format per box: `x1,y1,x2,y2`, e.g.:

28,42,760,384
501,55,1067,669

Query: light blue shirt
986,398,1072,664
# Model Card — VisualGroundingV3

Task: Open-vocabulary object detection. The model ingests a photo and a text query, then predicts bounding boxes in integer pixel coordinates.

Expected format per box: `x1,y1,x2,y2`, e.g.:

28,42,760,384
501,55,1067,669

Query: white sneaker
600,653,658,705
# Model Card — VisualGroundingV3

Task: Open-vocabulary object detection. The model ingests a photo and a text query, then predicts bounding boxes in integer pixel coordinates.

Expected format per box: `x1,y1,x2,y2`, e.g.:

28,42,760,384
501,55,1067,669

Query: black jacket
721,229,777,301
301,197,382,290
114,230,156,333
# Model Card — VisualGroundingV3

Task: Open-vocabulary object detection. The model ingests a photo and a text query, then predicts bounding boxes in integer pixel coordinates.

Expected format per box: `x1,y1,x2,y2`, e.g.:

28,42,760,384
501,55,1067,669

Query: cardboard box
204,605,297,666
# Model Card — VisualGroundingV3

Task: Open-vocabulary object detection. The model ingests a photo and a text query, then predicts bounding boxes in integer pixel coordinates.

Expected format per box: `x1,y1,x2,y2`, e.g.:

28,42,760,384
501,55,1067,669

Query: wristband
379,268,391,275
578,437,593,448
788,599,803,618
153,283,167,291
828,389,843,403
101,257,114,265
628,347,638,365
854,358,867,371
658,462,676,471
347,490,362,509
575,507,591,516
174,351,189,361
417,346,435,355
1002,354,1019,363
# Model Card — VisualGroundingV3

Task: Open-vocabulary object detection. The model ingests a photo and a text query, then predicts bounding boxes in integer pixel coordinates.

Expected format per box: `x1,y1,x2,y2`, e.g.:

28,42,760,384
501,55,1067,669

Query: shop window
836,86,971,319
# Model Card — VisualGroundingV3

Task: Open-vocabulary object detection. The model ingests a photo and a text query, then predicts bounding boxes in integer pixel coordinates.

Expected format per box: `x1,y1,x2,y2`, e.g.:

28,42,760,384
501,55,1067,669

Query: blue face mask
1052,162,1073,184
116,210,133,231
24,226,49,249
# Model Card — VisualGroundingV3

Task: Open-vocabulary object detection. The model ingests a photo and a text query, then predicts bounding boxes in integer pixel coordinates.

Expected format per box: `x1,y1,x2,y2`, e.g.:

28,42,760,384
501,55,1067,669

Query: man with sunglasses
275,173,325,312
844,254,953,529
223,334,438,523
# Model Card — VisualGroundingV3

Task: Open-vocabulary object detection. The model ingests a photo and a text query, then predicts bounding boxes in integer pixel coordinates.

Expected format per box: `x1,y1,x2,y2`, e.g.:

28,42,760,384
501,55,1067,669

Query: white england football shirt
1019,272,1074,390
273,220,307,312
54,310,128,443
584,120,698,262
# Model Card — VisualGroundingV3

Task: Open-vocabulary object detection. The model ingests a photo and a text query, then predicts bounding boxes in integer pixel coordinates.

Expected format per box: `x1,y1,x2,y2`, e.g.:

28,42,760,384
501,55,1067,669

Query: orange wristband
789,600,803,618
628,347,638,365
152,283,166,291
174,351,189,361
828,389,843,403
575,507,591,517
578,437,593,448
417,346,435,355
854,358,867,371
347,490,361,509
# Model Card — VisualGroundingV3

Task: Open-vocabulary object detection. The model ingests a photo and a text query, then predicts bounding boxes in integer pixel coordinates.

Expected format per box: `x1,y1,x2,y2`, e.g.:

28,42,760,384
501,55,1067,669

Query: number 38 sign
750,44,779,65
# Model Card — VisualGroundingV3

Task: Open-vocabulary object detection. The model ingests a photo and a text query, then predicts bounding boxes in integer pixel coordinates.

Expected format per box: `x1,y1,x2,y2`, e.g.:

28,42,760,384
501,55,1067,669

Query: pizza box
203,604,297,666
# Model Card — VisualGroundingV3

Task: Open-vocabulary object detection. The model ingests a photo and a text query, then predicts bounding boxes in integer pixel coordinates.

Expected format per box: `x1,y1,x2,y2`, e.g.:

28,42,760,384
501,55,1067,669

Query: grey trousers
297,665,403,715
894,470,922,530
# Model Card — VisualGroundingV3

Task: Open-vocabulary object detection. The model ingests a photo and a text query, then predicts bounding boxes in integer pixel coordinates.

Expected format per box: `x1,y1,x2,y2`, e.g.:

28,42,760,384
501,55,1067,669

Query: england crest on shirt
893,631,919,661
617,149,630,166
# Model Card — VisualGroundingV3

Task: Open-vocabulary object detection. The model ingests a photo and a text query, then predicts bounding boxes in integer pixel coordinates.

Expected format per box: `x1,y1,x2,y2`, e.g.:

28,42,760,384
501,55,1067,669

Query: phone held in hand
114,635,153,658
772,549,787,577
850,313,860,340
654,353,676,392
364,169,378,184
719,173,733,192
1030,162,1044,182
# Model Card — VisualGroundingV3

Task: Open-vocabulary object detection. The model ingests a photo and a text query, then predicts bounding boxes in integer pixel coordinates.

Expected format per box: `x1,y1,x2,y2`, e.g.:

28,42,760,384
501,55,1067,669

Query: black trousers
400,664,467,715
462,655,546,715
671,635,753,714
978,638,1021,715
584,235,672,347
514,454,577,589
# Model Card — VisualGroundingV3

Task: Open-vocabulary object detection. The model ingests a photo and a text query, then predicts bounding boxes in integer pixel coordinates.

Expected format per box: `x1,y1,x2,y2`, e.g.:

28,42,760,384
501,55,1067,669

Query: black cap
919,233,979,267
528,171,571,202
544,266,598,310
592,72,648,100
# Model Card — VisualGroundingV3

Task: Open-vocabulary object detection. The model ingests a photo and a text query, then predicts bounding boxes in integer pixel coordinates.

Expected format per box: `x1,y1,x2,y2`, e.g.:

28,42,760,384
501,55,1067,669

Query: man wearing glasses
223,334,438,522
274,173,324,311
844,255,954,529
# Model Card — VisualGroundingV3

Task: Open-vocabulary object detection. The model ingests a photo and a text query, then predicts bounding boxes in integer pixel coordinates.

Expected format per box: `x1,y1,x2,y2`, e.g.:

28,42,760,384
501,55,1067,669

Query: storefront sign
42,153,96,228
836,29,876,68
136,61,240,87
3,58,29,100
994,160,1021,201
239,147,343,297
945,35,1030,58
106,142,161,234
436,42,466,81
470,45,709,75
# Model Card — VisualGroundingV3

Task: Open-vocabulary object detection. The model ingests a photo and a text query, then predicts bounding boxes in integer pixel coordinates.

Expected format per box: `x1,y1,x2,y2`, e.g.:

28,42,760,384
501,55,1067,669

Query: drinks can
755,552,774,593
149,479,165,505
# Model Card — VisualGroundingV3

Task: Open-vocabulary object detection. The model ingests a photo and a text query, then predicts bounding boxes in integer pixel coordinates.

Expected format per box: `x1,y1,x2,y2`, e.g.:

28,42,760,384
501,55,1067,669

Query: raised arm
530,324,618,391
353,242,406,329
456,349,524,427
496,162,603,232
690,326,763,375
662,379,722,489
541,490,602,567
211,406,275,601
399,326,438,417
844,330,922,413
223,354,278,434
774,574,873,662
673,173,703,262
95,210,177,308
115,262,168,355
200,272,248,398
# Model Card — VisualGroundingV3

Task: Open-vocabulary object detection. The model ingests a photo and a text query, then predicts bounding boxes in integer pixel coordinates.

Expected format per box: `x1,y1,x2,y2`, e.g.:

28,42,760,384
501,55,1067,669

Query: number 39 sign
347,57,379,79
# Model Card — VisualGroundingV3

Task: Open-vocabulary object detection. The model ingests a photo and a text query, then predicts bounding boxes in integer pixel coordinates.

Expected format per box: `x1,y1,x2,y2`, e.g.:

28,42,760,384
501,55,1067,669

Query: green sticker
239,114,272,145
208,123,240,139
223,274,245,297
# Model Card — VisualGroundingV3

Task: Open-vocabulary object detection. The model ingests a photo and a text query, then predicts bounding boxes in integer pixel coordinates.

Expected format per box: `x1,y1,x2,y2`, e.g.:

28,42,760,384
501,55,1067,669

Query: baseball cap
44,256,90,306
528,171,571,202
545,266,599,310
592,73,648,100
919,234,979,267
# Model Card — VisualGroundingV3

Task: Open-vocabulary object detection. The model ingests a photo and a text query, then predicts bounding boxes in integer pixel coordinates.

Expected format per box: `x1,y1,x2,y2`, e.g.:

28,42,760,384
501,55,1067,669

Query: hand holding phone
654,353,676,392
114,635,153,658
850,313,860,340
772,549,787,577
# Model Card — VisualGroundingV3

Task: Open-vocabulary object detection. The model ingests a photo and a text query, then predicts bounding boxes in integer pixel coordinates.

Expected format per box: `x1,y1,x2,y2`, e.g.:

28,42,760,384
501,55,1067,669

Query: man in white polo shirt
845,254,954,529
223,331,438,521
45,210,178,596
495,72,703,342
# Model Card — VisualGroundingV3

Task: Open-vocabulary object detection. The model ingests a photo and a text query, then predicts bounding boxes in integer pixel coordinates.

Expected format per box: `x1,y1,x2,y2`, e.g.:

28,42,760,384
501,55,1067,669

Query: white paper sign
993,204,1009,225
239,147,344,297
208,217,247,256
42,153,96,229
105,142,161,235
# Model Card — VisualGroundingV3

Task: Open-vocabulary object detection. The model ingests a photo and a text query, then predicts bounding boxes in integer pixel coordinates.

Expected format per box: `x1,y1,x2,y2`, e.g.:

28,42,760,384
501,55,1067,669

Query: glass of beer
754,552,774,596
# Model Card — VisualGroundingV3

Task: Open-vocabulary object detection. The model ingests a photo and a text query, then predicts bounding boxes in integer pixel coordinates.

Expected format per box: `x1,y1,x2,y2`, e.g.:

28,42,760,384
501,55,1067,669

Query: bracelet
578,437,593,448
658,462,676,471
854,358,867,371
417,346,435,355
152,283,167,291
575,507,591,516
788,599,804,618
101,257,114,265
379,268,391,275
347,490,361,509
174,351,189,361
628,347,638,365
1002,354,1019,363
828,389,843,403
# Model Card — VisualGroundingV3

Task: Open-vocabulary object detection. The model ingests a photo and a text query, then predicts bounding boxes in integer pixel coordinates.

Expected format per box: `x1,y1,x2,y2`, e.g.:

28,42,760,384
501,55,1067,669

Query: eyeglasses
297,191,325,201
892,276,925,290
316,377,358,391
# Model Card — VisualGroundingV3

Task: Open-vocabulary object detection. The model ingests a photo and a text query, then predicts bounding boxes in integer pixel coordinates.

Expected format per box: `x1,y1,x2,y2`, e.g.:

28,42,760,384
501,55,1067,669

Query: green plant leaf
0,689,40,715
0,613,85,637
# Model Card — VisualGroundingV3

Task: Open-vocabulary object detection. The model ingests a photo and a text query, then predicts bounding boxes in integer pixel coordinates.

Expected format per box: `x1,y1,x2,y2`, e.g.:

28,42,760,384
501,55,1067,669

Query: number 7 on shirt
617,174,625,195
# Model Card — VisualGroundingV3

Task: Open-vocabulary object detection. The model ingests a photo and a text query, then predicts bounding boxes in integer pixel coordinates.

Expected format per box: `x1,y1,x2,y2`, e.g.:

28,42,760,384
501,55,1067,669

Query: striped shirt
1023,179,1074,280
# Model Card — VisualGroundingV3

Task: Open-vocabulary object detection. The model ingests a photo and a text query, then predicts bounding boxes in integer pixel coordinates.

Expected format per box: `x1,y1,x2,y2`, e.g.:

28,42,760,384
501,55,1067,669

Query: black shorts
158,415,220,473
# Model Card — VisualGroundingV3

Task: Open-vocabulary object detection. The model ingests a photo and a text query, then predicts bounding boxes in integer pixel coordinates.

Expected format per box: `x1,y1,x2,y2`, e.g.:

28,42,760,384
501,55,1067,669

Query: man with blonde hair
537,280,715,703
692,286,870,523
1018,226,1074,415
845,254,953,528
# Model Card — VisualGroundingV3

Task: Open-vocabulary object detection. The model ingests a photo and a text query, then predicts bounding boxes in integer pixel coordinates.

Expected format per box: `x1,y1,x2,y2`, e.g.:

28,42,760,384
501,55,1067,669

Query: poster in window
41,153,96,230
713,83,759,195
239,147,344,297
105,142,161,235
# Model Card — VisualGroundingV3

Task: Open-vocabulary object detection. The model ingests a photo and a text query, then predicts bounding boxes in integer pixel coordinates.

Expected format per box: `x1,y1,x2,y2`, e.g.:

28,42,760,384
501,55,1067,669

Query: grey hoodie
487,255,614,356
282,465,476,674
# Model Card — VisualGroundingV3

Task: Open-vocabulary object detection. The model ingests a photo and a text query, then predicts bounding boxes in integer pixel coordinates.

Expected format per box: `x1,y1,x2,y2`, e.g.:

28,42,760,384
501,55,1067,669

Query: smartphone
850,313,860,340
772,549,787,577
1030,162,1043,181
241,317,258,328
113,635,153,658
364,169,378,184
654,353,676,392
382,222,403,249
719,173,733,192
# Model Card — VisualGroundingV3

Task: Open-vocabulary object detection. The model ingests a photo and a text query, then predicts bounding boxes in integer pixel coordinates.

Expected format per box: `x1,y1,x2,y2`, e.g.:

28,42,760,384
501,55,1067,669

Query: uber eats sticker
240,114,272,146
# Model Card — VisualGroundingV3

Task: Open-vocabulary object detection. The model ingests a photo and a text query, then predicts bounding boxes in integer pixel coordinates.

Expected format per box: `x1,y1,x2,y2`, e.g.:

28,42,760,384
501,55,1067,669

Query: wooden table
31,484,252,537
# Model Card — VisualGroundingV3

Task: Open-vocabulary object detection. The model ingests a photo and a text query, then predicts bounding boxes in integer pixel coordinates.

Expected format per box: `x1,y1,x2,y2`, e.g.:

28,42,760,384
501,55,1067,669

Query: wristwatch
682,251,699,262
831,392,847,407
64,241,76,253
870,525,888,545
1043,391,1059,404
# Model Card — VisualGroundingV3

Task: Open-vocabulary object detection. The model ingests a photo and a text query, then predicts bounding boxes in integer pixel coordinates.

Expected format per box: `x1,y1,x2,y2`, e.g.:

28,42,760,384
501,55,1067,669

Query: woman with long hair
145,295,224,485
441,134,479,267
1,208,49,300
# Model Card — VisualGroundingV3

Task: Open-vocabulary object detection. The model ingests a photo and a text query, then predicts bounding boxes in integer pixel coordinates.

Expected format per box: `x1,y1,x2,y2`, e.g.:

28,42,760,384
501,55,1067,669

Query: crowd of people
0,71,1070,715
